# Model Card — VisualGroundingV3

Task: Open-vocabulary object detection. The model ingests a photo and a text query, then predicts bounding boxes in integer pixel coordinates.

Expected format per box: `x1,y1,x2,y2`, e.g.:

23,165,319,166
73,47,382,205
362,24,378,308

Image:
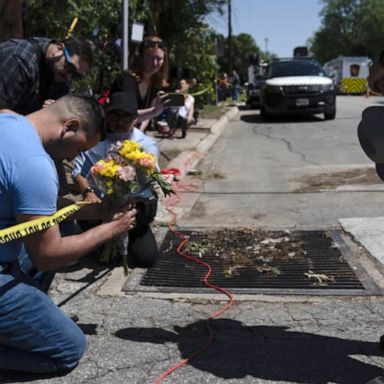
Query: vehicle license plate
296,98,309,106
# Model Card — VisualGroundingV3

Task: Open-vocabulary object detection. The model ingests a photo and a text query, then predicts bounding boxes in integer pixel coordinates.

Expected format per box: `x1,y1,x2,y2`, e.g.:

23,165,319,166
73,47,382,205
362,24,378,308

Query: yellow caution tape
190,88,208,97
0,202,88,245
66,17,79,39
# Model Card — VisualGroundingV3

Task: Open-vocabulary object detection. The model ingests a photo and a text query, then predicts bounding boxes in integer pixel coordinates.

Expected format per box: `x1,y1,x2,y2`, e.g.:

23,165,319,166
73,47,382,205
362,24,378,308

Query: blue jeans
232,85,240,101
0,248,86,373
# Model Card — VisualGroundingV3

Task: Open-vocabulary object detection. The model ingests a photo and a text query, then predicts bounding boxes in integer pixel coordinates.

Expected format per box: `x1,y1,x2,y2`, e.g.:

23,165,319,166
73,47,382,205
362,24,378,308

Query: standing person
0,95,137,374
168,79,195,139
0,36,93,114
218,72,228,101
230,69,240,101
72,90,160,268
111,35,169,133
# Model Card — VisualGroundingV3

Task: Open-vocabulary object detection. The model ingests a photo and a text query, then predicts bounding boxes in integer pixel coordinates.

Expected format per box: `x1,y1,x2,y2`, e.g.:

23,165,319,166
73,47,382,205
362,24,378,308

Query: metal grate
132,230,380,295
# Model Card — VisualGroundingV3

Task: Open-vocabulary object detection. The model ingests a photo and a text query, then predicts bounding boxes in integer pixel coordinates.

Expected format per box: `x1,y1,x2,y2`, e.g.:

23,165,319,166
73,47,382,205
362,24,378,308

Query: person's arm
74,174,101,203
17,208,137,270
12,155,136,270
71,152,101,203
138,93,160,131
186,96,195,124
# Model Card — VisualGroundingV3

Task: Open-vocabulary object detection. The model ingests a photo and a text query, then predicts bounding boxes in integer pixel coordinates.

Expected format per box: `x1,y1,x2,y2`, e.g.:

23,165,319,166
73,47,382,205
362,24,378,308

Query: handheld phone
166,92,185,107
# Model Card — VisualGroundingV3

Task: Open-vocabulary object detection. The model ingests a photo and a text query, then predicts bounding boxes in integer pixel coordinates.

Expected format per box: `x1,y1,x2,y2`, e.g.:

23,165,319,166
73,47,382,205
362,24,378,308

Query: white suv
260,58,336,120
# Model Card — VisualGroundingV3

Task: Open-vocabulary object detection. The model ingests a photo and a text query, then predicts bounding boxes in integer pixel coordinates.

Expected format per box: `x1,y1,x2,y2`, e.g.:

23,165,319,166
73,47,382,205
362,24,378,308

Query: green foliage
309,0,384,63
217,33,261,82
24,0,124,95
23,0,226,101
355,0,384,59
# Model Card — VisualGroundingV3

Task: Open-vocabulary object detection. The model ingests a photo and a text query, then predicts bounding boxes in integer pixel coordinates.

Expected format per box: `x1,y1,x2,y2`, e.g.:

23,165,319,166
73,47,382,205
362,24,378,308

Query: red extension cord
154,171,235,383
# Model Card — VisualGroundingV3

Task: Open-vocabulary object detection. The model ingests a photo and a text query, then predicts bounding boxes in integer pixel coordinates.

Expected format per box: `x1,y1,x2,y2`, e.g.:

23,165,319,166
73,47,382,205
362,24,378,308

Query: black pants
168,112,191,138
127,223,159,268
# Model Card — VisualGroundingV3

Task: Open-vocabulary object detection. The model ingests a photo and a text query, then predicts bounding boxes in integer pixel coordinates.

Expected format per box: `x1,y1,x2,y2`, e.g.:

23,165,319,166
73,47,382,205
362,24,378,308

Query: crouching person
168,79,195,139
0,95,137,373
72,91,160,268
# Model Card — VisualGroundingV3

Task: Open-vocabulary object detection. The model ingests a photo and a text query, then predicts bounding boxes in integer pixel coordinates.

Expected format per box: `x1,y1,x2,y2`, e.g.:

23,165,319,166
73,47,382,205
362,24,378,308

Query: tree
24,0,125,94
310,0,363,63
23,0,227,101
354,0,384,59
217,33,261,82
309,0,384,63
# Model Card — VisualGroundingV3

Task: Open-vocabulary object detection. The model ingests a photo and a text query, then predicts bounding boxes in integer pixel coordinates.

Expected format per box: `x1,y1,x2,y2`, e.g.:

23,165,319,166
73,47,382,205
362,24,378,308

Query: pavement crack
253,126,319,165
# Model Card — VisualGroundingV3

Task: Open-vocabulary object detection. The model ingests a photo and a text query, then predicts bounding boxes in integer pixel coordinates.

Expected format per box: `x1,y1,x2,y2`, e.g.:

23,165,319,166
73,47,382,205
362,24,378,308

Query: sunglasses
142,40,166,50
63,47,83,80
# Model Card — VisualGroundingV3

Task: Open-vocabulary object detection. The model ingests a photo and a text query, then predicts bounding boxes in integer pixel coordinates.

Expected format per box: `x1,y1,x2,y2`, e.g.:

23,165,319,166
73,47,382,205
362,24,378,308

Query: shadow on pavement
55,255,116,284
115,318,383,383
0,369,73,383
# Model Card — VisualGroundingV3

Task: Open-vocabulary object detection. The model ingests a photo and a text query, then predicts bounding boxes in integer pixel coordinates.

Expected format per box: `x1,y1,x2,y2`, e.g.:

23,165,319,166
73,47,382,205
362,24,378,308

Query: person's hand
84,191,102,204
111,207,137,234
42,99,56,108
368,60,384,94
153,91,171,113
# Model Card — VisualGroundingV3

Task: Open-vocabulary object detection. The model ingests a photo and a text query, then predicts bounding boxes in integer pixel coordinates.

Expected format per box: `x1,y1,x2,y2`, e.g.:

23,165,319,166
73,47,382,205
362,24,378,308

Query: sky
206,0,324,58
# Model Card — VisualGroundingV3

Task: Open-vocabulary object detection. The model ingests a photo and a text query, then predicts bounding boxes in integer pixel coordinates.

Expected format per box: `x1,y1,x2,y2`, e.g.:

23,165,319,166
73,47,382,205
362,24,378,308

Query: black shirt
111,72,160,109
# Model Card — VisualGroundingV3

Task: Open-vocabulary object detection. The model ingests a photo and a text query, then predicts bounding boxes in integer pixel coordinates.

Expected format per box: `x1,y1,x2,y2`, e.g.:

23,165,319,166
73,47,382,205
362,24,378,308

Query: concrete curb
196,106,238,154
166,150,203,180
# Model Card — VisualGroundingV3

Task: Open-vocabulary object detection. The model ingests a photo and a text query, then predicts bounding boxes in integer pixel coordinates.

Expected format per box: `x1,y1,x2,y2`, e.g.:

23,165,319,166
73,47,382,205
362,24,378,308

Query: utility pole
227,0,232,72
122,0,129,70
264,37,269,56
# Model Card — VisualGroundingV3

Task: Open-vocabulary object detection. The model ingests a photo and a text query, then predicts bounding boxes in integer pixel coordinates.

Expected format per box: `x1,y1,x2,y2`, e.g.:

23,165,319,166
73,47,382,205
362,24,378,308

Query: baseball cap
105,91,138,116
357,106,384,181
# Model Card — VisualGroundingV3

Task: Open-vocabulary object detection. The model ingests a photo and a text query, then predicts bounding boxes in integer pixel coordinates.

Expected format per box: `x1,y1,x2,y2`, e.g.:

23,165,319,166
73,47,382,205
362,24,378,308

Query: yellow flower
119,140,140,158
98,160,119,179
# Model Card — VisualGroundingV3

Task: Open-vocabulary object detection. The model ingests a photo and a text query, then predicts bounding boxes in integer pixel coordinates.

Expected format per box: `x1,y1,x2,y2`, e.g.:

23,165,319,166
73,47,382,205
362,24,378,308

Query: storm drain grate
130,229,380,295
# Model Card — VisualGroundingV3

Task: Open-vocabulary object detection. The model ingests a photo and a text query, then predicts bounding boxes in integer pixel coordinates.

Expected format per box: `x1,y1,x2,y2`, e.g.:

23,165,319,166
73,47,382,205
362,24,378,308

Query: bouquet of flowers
89,139,174,273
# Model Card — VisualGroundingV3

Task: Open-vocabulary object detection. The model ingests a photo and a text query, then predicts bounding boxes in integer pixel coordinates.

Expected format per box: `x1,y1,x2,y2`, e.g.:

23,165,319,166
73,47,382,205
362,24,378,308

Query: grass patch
200,104,229,119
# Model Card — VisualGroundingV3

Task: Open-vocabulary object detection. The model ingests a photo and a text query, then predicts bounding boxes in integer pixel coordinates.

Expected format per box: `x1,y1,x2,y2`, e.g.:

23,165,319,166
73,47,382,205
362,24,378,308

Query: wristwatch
82,186,96,197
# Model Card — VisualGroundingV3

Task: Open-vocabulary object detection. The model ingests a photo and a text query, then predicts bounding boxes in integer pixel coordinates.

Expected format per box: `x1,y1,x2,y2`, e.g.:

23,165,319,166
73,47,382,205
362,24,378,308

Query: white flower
118,165,136,181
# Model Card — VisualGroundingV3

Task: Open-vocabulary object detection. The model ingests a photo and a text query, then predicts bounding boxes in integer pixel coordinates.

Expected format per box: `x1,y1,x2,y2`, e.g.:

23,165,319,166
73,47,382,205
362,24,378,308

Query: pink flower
117,165,136,181
91,163,105,175
139,156,156,170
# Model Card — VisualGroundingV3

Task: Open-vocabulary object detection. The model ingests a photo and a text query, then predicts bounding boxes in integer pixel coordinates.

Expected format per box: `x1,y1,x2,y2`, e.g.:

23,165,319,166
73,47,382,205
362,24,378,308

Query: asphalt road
4,96,384,384
179,96,384,230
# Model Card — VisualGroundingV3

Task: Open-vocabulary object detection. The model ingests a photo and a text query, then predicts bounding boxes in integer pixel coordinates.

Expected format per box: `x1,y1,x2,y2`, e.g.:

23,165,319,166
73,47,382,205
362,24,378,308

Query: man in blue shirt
0,95,137,374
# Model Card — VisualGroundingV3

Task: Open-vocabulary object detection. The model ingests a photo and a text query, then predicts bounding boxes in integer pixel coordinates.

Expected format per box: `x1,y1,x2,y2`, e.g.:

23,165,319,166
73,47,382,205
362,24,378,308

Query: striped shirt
0,37,69,114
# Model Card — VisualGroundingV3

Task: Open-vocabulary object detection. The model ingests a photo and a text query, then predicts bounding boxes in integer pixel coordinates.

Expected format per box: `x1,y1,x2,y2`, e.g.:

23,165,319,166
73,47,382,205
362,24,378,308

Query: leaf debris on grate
141,229,364,290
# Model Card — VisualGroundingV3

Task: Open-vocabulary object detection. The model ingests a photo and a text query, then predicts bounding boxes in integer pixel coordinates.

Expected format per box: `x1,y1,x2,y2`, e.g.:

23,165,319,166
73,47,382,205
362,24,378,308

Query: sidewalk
3,104,384,384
